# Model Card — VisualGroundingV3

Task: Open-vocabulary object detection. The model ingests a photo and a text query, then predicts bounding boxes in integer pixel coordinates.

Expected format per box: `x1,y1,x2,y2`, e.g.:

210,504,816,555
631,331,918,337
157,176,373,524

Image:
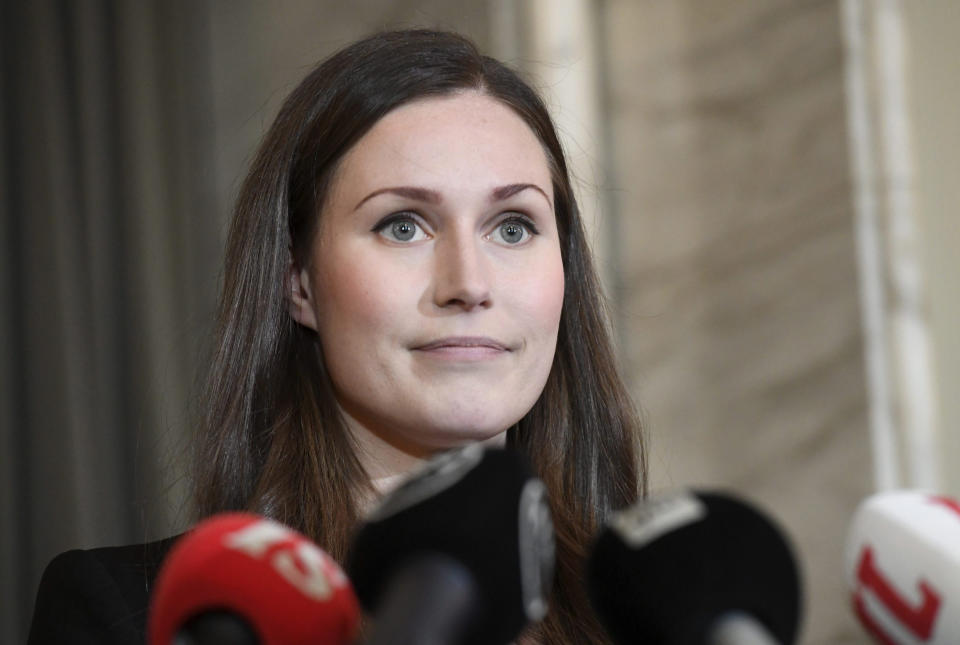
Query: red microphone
148,513,359,645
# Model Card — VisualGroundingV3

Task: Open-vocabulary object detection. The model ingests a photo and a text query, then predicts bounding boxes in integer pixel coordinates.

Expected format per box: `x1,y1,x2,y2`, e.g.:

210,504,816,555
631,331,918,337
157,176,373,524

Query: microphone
347,443,555,645
845,490,960,644
587,489,802,645
148,513,360,645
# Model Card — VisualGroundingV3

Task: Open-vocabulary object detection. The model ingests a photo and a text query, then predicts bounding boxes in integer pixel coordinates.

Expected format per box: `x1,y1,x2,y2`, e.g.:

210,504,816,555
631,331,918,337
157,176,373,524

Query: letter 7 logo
225,519,346,601
852,545,942,643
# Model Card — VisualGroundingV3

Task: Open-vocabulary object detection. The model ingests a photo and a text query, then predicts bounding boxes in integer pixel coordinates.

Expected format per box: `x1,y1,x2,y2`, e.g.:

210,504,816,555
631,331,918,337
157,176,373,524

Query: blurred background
2,1,957,642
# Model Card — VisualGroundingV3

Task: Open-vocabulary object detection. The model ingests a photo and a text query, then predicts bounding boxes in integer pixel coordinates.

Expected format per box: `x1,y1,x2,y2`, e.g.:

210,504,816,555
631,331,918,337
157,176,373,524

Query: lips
412,336,512,352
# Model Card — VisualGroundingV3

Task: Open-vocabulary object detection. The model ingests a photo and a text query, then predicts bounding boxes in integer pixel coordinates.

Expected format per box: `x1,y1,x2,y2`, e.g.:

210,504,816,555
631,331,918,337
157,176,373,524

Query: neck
347,419,425,513
340,410,509,514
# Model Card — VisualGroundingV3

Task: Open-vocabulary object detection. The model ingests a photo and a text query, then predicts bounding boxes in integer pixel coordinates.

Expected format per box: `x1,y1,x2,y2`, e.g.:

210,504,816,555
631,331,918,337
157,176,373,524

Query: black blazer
28,537,179,645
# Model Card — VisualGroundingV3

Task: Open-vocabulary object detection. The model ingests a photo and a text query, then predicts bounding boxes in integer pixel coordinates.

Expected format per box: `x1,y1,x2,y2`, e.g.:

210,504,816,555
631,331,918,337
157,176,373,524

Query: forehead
329,91,554,202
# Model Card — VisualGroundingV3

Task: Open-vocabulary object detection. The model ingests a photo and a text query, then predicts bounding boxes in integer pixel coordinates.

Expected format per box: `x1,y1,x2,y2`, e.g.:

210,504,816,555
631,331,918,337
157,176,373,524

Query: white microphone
845,490,960,644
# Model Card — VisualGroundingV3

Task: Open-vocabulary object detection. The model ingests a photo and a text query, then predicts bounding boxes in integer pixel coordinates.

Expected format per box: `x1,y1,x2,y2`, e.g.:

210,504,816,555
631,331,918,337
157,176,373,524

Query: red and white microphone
845,490,960,644
148,513,359,645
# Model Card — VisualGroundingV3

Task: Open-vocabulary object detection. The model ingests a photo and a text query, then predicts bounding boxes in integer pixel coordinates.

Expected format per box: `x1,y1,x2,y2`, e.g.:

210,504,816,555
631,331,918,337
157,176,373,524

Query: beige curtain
1,2,220,641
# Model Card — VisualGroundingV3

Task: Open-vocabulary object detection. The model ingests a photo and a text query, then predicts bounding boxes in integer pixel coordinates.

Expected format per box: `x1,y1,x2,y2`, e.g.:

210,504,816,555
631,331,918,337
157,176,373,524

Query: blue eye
375,214,428,243
390,219,417,241
492,217,536,245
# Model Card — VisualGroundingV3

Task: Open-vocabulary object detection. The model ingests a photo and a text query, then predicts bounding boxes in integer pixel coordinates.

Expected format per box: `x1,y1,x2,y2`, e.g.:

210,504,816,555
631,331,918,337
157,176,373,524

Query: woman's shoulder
28,535,180,645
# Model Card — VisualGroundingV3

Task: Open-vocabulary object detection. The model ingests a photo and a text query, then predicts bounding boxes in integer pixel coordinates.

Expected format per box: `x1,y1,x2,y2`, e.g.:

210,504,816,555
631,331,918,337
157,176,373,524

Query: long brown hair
194,29,645,643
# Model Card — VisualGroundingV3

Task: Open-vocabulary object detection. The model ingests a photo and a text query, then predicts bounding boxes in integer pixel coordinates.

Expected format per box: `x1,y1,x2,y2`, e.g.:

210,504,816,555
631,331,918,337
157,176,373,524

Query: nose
432,232,492,310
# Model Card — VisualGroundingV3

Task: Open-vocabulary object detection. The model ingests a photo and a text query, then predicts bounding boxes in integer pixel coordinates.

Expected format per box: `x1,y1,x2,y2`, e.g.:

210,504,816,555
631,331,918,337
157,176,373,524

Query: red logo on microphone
851,545,942,644
928,495,960,521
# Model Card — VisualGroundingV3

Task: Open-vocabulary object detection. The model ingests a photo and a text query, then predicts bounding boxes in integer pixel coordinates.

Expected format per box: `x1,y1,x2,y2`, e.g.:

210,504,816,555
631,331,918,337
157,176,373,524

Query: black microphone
347,443,555,645
587,490,802,645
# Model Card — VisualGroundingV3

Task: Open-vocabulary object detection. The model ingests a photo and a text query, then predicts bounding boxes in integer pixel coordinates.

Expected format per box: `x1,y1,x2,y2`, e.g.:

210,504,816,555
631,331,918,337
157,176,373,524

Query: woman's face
291,91,564,458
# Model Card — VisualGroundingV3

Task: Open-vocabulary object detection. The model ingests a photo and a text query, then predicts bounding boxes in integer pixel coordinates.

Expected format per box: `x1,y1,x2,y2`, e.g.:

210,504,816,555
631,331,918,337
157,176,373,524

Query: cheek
519,252,565,334
313,249,420,350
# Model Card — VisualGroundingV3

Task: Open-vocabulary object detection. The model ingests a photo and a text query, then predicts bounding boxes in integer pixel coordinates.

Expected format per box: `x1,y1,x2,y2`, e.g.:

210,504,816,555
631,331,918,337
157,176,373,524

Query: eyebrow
353,183,552,211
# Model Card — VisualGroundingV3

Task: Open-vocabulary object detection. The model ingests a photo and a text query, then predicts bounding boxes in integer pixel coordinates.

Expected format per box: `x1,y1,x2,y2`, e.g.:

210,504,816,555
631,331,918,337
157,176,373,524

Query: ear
287,262,319,332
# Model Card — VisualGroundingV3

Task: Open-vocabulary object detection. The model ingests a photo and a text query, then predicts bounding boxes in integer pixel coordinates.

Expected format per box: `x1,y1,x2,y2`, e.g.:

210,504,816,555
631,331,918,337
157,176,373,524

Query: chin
413,414,517,450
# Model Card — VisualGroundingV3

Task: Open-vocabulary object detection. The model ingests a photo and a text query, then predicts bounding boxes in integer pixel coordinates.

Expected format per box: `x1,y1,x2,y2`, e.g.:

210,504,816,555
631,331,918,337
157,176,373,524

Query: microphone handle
710,611,783,645
173,611,259,645
365,554,480,645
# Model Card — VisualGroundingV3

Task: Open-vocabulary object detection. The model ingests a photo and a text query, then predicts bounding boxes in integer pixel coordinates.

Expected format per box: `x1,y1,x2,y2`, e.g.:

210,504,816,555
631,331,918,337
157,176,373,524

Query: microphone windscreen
845,490,960,644
348,444,554,645
588,490,801,645
148,513,359,645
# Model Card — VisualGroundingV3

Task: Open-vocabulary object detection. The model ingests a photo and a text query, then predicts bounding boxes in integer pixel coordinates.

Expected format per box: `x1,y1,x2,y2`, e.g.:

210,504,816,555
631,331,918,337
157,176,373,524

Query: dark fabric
28,537,179,645
2,2,218,643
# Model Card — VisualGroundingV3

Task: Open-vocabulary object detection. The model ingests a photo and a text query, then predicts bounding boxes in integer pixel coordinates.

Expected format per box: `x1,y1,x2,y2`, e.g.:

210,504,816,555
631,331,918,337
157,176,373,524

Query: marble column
602,2,872,642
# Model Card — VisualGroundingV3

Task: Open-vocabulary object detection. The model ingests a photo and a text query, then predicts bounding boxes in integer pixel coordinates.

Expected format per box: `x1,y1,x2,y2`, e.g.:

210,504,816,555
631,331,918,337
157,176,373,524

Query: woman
30,29,644,644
